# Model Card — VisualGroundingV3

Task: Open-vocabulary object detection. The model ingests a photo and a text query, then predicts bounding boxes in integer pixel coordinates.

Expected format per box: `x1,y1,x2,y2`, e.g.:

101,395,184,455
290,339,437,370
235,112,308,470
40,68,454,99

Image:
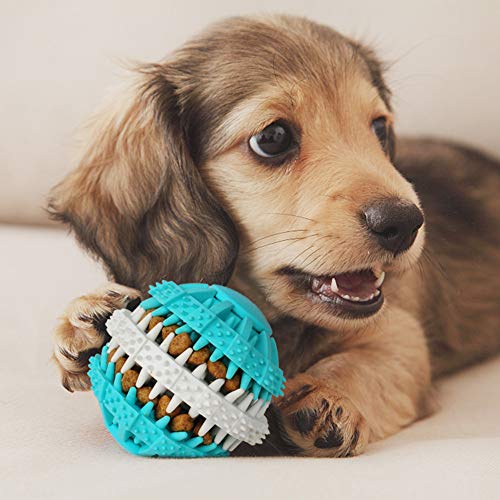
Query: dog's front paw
277,374,369,457
52,283,141,392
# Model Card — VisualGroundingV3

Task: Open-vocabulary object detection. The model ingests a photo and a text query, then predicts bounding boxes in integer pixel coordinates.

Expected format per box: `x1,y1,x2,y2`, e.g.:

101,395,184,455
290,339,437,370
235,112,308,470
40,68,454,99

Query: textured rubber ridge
89,346,228,458
106,309,269,445
142,281,285,400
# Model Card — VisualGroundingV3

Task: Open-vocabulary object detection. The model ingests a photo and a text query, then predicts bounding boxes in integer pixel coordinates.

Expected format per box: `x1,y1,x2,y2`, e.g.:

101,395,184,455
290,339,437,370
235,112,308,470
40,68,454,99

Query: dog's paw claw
52,283,141,392
278,375,369,457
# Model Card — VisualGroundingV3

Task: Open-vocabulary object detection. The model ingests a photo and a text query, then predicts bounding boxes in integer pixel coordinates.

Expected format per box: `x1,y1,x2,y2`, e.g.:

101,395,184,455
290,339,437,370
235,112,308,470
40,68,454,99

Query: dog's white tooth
350,296,360,302
374,289,381,297
341,294,351,300
375,271,386,288
330,277,339,293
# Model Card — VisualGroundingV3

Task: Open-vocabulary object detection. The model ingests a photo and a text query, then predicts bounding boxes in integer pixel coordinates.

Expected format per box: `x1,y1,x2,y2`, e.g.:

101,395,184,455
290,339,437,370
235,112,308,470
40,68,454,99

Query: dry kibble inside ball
155,395,182,420
168,332,193,356
140,309,154,322
137,387,159,406
188,346,211,366
114,357,126,374
193,419,213,445
148,315,164,331
121,369,139,392
161,325,179,340
223,372,241,392
107,348,126,373
207,360,227,379
170,413,194,432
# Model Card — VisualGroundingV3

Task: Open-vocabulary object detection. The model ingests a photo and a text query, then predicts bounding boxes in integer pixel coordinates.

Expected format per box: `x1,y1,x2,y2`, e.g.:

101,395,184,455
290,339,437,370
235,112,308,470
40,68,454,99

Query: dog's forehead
196,17,371,95
182,16,388,159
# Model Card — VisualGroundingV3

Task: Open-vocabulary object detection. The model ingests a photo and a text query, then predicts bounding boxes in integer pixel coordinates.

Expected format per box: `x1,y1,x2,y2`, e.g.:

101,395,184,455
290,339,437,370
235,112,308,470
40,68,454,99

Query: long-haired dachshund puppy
48,15,500,457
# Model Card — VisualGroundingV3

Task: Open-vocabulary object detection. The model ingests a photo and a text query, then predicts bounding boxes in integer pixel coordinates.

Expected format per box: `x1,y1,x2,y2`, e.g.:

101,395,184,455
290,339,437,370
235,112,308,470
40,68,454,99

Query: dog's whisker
243,237,307,253
295,247,322,272
266,244,316,296
301,251,324,274
244,234,319,254
248,229,310,246
421,247,450,281
264,212,318,224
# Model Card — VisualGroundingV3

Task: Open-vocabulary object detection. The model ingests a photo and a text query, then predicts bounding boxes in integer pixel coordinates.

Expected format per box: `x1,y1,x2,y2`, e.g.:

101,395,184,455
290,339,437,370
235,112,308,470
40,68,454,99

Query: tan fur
52,283,141,392
48,15,500,457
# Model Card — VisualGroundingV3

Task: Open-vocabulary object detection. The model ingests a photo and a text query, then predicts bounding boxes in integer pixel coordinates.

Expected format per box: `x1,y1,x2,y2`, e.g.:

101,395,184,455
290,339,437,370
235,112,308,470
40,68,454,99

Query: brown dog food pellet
168,332,193,356
207,360,227,379
121,369,139,392
148,315,164,331
170,413,194,432
188,346,211,366
193,419,213,445
139,309,154,322
223,372,241,392
114,357,126,374
155,395,182,420
107,348,118,362
161,325,179,340
137,386,159,406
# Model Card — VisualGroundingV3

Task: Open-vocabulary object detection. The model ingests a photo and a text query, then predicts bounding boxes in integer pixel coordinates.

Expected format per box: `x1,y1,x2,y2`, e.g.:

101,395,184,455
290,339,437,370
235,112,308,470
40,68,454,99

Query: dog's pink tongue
312,270,378,300
335,270,376,295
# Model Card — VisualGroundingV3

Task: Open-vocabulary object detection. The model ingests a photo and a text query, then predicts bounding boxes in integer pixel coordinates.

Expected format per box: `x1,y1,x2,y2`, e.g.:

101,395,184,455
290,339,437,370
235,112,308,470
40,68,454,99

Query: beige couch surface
2,224,500,499
2,0,500,224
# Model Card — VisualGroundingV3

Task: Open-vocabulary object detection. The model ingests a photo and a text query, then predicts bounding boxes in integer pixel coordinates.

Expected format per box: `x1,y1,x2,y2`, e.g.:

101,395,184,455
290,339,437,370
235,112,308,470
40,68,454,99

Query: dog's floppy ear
48,66,239,291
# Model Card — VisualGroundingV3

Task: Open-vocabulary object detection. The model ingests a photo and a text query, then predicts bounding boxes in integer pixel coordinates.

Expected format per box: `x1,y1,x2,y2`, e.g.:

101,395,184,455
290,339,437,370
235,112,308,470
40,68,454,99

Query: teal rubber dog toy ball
88,280,286,457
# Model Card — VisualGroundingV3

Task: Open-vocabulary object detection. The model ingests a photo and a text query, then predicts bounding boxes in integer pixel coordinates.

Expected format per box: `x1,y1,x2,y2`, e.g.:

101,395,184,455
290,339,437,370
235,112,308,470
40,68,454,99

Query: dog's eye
249,121,294,159
371,117,388,148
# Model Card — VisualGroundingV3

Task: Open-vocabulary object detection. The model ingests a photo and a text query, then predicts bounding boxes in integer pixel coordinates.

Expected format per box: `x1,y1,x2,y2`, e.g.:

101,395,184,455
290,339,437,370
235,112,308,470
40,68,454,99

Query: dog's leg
276,307,432,457
52,283,142,392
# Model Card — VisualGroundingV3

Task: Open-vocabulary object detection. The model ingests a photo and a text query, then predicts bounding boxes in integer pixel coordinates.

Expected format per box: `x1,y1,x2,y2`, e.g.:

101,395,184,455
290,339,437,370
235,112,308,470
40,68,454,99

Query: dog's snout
363,199,424,254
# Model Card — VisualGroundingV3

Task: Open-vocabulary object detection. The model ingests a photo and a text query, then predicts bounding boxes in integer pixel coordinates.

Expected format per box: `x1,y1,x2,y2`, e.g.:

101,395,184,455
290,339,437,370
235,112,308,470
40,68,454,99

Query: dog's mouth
281,267,385,319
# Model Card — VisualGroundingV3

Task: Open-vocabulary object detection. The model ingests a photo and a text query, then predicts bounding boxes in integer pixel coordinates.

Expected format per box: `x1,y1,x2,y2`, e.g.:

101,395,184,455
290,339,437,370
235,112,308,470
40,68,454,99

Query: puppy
48,15,500,457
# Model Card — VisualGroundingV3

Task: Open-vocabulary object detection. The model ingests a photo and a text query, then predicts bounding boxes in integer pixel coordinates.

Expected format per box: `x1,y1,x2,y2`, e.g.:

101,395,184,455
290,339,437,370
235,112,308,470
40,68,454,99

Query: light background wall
2,0,499,224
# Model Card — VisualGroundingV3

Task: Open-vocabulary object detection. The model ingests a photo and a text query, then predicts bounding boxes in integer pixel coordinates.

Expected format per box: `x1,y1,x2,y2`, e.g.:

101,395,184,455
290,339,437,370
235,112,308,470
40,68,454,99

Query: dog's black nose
364,199,424,254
